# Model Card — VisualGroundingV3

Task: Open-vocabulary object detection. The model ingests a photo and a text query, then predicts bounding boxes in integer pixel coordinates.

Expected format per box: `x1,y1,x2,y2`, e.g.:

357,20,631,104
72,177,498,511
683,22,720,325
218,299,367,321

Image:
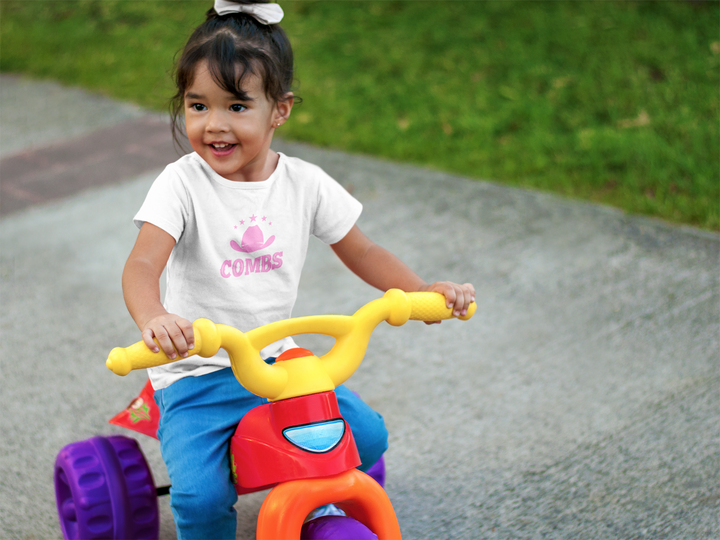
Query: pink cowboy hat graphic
231,225,275,253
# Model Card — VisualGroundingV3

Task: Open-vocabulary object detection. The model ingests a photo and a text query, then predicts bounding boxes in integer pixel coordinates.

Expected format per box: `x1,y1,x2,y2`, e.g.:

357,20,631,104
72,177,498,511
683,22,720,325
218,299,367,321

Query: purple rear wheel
54,435,158,540
301,515,378,540
365,455,385,487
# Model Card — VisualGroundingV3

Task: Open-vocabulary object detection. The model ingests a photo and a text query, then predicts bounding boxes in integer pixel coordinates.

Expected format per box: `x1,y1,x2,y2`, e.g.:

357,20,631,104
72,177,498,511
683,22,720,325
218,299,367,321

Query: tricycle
54,289,475,539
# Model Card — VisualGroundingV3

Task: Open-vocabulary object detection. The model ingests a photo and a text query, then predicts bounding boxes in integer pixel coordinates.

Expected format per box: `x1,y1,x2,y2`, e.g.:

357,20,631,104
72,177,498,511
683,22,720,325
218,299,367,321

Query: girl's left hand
417,281,476,324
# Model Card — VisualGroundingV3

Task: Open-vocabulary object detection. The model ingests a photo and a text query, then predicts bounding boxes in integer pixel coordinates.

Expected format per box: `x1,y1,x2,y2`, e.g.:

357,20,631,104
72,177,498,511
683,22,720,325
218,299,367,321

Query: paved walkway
1,73,718,539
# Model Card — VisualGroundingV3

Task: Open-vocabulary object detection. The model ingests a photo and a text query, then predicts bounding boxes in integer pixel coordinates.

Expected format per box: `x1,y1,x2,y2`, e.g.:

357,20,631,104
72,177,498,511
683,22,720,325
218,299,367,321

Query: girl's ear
273,93,294,128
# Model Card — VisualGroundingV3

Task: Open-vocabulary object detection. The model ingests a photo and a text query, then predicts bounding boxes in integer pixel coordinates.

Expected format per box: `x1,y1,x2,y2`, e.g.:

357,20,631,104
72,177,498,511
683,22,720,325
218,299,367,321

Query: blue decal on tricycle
283,419,345,453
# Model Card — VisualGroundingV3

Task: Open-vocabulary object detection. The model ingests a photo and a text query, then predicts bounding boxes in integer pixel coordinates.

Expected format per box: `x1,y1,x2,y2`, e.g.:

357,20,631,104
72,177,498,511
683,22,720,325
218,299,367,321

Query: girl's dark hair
170,0,299,147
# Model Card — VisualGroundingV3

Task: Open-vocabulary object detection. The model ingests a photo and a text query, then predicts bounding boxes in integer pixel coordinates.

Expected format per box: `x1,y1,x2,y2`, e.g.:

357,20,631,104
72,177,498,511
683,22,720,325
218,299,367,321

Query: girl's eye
190,103,207,112
230,104,247,112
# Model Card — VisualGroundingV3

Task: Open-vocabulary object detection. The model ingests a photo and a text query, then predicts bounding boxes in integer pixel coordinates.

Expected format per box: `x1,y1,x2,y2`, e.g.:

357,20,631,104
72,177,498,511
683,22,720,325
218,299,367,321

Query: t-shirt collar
192,152,285,189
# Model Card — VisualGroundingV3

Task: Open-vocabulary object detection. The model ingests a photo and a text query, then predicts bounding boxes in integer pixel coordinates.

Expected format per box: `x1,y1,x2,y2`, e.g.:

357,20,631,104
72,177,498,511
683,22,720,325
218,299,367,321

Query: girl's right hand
141,314,195,360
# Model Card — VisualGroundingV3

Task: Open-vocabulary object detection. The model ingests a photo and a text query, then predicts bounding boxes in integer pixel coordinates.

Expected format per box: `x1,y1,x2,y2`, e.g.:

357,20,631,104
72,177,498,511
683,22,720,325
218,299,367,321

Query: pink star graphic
250,214,257,222
262,216,267,221
239,220,245,225
234,225,237,229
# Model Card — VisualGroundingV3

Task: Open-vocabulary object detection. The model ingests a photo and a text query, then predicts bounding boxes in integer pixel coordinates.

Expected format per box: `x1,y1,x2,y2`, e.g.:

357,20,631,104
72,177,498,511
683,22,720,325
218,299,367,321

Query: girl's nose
206,110,230,132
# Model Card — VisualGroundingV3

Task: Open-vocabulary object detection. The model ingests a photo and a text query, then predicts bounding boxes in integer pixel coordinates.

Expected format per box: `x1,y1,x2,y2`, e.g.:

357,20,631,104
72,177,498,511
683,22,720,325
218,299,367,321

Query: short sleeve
133,165,190,242
311,169,363,245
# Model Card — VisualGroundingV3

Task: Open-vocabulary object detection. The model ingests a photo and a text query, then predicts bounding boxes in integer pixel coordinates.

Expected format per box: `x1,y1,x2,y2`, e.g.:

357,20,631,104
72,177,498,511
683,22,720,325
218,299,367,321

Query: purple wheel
301,516,378,540
365,455,385,488
54,435,158,540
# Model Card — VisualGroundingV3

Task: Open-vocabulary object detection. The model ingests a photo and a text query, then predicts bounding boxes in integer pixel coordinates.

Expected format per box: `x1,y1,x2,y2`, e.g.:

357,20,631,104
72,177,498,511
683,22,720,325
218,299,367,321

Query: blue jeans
154,367,388,540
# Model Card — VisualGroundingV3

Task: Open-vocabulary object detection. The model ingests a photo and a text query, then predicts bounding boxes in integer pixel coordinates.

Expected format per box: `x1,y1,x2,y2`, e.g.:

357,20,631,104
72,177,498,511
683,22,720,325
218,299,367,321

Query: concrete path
1,74,718,540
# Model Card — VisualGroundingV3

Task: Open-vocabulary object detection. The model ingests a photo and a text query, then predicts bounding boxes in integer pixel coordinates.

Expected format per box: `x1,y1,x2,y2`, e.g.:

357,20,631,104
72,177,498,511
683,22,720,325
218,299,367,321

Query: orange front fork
257,468,402,540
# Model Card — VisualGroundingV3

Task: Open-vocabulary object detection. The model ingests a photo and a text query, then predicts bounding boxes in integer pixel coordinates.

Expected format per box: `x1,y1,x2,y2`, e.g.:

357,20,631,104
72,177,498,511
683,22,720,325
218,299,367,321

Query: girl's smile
184,61,292,182
209,142,237,156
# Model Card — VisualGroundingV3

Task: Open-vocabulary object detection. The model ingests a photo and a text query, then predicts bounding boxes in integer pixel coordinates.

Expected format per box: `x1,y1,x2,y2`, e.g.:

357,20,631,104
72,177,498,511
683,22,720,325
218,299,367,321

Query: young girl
123,1,475,538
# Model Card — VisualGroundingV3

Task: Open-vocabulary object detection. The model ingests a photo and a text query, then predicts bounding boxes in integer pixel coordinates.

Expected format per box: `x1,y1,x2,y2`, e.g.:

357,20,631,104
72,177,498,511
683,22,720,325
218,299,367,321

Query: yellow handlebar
107,290,476,401
407,292,476,322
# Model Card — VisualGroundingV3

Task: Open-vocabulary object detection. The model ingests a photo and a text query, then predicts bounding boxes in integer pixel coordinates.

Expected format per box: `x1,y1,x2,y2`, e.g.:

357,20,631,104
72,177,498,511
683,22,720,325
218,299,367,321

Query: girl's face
184,61,292,182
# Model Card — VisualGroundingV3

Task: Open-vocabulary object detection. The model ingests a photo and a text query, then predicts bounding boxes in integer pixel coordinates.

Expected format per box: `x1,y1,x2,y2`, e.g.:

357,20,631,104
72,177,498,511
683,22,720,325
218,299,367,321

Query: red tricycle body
231,389,360,493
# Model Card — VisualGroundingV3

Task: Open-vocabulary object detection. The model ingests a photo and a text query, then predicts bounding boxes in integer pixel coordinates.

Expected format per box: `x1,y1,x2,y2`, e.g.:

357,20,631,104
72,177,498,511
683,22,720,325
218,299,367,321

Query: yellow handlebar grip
407,292,476,322
106,319,223,376
106,341,171,376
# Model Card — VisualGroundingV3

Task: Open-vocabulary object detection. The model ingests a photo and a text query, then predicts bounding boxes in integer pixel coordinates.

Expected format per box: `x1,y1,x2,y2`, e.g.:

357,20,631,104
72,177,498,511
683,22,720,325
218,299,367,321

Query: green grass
2,0,718,229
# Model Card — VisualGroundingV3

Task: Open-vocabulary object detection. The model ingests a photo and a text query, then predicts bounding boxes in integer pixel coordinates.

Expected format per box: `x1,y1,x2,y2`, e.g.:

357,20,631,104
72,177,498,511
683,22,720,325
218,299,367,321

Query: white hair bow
214,0,284,24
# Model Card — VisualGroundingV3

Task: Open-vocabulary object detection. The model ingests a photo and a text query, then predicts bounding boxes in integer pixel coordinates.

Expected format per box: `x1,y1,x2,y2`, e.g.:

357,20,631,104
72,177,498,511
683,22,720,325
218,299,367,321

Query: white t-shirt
134,152,362,390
